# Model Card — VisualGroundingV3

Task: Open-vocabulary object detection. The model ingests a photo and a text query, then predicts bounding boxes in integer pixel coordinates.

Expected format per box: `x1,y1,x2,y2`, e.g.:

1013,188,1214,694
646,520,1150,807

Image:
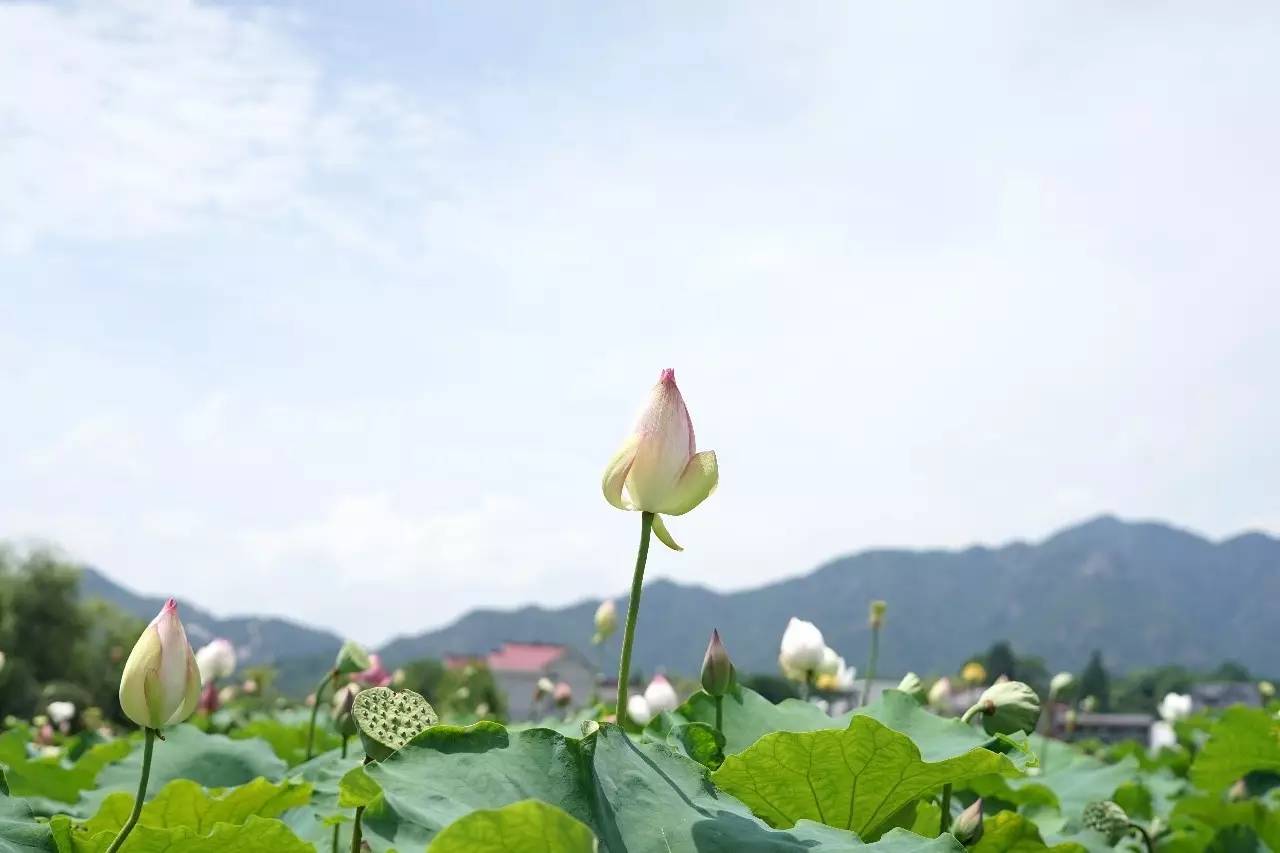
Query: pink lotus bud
602,369,718,551
553,681,573,707
118,599,201,730
199,681,219,714
354,654,392,688
643,674,679,714
701,629,734,697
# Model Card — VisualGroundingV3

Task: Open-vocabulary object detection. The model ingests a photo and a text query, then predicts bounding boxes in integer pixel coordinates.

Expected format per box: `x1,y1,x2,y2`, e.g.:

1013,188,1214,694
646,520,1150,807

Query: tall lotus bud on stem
593,599,618,645
108,599,200,853
952,798,984,845
868,600,887,630
862,600,886,708
1259,680,1275,701
305,639,368,764
603,369,718,724
701,630,734,698
961,681,1042,736
1048,672,1074,701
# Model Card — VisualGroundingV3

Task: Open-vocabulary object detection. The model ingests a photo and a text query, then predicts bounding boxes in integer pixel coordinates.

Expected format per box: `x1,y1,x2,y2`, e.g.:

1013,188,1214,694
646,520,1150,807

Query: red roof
443,654,484,671
487,642,568,673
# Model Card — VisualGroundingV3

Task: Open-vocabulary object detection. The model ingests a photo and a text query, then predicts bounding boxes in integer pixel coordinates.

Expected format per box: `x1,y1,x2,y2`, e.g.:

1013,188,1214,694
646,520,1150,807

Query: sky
2,0,1278,646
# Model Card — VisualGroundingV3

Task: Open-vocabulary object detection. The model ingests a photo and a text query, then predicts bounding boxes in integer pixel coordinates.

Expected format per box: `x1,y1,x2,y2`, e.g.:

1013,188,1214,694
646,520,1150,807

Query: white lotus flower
1049,672,1074,699
928,676,952,709
643,675,679,714
1149,720,1177,752
816,646,841,678
778,618,826,678
1158,692,1193,722
626,694,653,726
47,701,76,726
195,638,237,683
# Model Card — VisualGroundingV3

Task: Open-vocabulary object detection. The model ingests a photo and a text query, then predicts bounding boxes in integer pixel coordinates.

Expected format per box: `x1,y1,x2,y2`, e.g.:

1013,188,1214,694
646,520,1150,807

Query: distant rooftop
487,641,570,673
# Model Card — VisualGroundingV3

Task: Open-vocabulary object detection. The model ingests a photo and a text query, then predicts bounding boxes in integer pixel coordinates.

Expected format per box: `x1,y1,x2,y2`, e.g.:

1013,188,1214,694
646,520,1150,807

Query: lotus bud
965,681,1041,736
1082,801,1130,845
961,661,987,685
593,599,618,645
195,638,237,684
928,677,952,709
475,702,490,716
626,694,653,726
553,681,573,708
535,677,555,700
355,654,392,688
242,678,259,695
644,674,679,714
118,598,201,730
1064,708,1078,734
868,600,887,630
952,798,984,845
47,701,76,727
218,685,239,705
199,681,219,714
334,640,371,676
1228,778,1248,802
1259,680,1275,700
1080,695,1098,713
778,618,826,678
392,668,406,687
1049,672,1074,700
1158,692,1193,723
332,683,360,737
898,672,923,698
602,369,719,552
700,630,734,697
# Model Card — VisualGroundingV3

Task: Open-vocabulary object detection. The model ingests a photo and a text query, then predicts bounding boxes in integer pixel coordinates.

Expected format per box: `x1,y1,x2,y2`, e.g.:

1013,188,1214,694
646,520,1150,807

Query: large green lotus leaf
2,739,132,813
1190,707,1280,795
652,684,855,755
230,717,343,767
48,814,312,852
280,750,362,849
712,715,1021,840
341,720,961,852
857,692,1033,768
74,777,311,836
967,740,1140,825
74,725,286,818
428,799,596,852
0,797,57,853
1172,795,1280,851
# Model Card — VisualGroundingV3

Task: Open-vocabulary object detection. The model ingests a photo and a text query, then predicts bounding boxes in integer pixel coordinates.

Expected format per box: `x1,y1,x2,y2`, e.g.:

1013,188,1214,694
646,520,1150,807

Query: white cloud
0,0,440,255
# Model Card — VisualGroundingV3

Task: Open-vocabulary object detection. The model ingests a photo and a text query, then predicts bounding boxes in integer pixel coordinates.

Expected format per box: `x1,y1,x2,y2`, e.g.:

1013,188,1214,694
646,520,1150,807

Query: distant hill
378,515,1280,677
77,516,1280,684
77,567,343,669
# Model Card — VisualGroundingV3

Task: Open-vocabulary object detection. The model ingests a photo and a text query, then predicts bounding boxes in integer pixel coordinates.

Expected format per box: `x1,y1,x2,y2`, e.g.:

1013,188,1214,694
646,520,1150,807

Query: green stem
799,670,812,701
341,736,349,759
960,704,982,725
351,757,371,853
1040,704,1052,772
615,511,654,723
305,671,336,761
940,783,953,832
861,625,880,707
1130,823,1156,853
714,695,724,735
105,728,157,853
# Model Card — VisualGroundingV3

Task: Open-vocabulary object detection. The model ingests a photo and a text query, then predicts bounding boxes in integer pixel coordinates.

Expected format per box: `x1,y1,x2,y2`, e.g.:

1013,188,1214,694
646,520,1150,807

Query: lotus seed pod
352,687,438,762
1082,801,1130,845
868,600,887,630
334,640,372,676
971,680,1041,736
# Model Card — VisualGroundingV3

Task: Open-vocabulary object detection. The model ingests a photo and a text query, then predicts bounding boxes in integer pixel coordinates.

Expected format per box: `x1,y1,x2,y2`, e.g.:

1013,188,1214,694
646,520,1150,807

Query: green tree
984,642,1017,681
1079,650,1111,711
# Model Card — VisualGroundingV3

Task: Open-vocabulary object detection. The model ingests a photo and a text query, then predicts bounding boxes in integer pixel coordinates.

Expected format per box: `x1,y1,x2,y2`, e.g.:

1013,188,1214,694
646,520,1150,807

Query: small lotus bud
966,681,1042,736
1064,708,1078,734
868,600,887,630
242,678,259,695
199,681,219,714
897,672,923,697
354,654,391,688
626,694,653,726
952,798,984,845
778,618,826,677
392,668,406,687
334,640,372,676
700,630,734,697
1082,801,1130,845
553,681,573,707
594,600,618,645
1158,691,1192,722
195,638,237,683
475,702,490,716
1228,778,1248,802
1048,672,1074,700
332,682,360,737
118,599,201,730
928,677,952,709
961,661,987,685
535,677,555,699
644,674,679,714
46,701,76,726
1080,695,1098,713
1259,680,1275,700
218,685,238,705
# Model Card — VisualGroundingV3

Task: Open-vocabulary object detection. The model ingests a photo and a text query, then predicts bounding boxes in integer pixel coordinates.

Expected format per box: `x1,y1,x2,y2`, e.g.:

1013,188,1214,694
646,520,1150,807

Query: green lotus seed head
352,686,438,762
335,640,372,676
971,680,1042,736
1082,801,1130,845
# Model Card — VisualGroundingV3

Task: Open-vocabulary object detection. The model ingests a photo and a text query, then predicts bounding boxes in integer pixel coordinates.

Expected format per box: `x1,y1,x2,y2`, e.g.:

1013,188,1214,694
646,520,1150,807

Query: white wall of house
496,655,598,721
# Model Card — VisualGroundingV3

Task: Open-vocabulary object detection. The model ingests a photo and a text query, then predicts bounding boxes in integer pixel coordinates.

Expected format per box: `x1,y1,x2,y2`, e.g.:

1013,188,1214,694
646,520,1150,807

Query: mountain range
78,515,1280,685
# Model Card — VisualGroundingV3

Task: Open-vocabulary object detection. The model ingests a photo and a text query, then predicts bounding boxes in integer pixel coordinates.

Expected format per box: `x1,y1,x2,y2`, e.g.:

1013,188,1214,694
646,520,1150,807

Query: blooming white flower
195,638,237,683
643,674,679,714
602,369,719,551
1149,720,1177,752
119,598,201,729
778,618,826,678
1158,692,1193,722
816,646,841,678
47,701,76,726
928,676,952,709
626,694,653,726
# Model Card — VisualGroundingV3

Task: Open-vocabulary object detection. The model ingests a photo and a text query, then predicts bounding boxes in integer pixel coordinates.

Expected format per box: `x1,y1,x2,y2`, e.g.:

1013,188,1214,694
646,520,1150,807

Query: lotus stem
615,511,654,723
861,624,880,707
940,783,953,832
105,727,157,853
714,695,724,735
306,670,337,761
350,757,372,853
1129,823,1156,853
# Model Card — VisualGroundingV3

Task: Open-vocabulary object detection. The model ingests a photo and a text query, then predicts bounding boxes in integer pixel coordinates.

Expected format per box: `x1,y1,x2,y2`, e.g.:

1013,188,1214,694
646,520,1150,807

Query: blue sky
2,1,1278,644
